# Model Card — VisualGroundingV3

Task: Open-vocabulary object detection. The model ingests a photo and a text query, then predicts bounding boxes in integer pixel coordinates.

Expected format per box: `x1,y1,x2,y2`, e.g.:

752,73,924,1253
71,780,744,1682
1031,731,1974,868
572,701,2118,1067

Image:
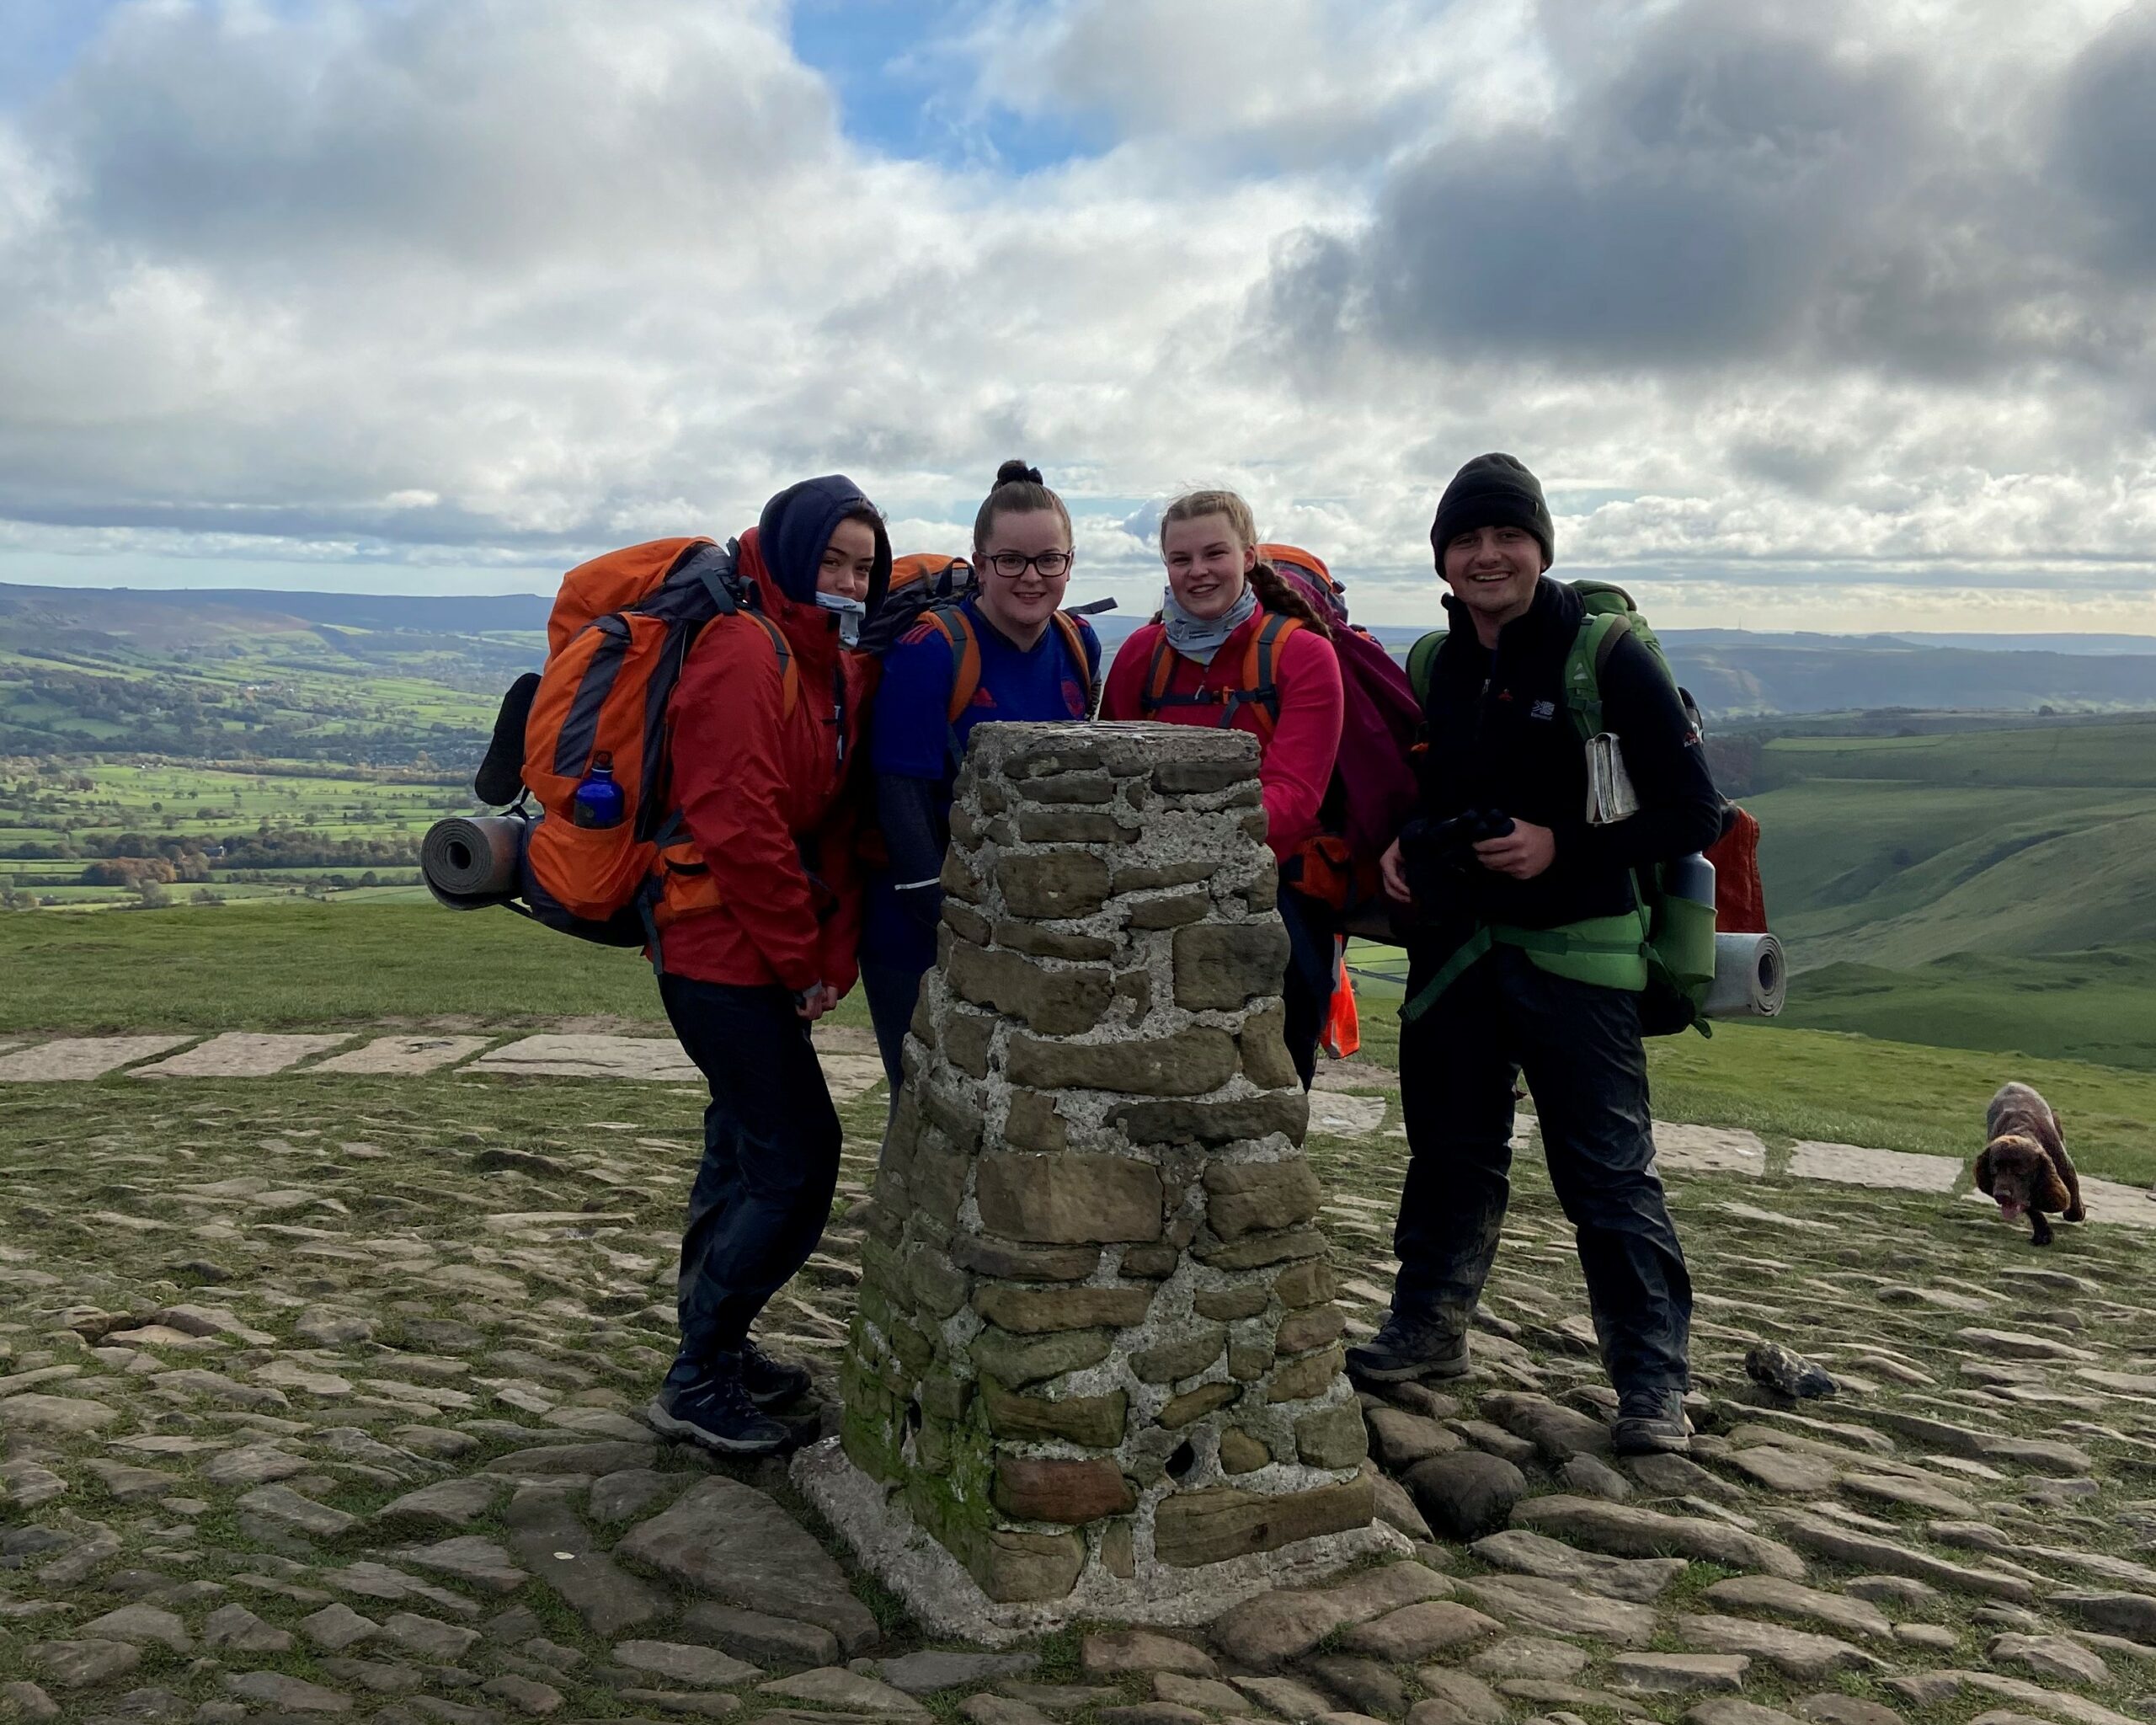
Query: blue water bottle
571,752,626,829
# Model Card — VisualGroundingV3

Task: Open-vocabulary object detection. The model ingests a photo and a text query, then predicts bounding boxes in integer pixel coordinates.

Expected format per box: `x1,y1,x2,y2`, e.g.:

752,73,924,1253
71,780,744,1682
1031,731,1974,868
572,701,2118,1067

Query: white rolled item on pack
421,812,528,909
1702,932,1785,1018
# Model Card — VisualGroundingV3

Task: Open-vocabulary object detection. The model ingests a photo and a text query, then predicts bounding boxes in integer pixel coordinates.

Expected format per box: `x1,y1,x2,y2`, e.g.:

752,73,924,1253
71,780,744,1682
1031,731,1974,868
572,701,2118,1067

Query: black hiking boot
1610,1388,1692,1455
1345,1312,1470,1385
646,1354,790,1456
739,1337,813,1409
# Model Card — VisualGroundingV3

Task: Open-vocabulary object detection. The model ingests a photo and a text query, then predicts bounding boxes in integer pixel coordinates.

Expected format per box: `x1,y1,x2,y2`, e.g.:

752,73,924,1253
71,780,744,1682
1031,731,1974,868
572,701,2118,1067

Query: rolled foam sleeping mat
1702,932,1785,1019
422,813,528,910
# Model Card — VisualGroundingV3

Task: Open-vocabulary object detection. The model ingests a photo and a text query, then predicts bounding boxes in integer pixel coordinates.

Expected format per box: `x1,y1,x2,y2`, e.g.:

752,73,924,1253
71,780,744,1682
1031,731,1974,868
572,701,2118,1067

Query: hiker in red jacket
647,474,888,1458
1101,489,1345,1085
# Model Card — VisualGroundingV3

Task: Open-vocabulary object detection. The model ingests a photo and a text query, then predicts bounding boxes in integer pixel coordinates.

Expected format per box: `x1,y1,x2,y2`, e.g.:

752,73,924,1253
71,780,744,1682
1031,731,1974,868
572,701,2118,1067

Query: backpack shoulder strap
1049,611,1094,717
1236,613,1303,742
738,611,800,722
926,606,981,724
1563,611,1629,742
1139,628,1179,714
1406,629,1448,711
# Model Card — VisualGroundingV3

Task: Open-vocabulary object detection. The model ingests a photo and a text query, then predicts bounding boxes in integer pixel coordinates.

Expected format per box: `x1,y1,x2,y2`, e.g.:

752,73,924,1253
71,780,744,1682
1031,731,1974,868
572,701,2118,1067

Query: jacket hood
757,474,891,614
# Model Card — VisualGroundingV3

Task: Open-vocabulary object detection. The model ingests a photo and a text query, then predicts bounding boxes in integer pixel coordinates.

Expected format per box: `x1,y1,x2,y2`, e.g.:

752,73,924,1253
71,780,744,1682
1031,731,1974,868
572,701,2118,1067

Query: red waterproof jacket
660,529,878,994
1101,610,1344,862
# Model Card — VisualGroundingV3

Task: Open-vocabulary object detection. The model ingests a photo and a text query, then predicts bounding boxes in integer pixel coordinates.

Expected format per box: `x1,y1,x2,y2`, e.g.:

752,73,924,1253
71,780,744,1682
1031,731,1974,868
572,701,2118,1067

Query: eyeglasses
984,550,1073,580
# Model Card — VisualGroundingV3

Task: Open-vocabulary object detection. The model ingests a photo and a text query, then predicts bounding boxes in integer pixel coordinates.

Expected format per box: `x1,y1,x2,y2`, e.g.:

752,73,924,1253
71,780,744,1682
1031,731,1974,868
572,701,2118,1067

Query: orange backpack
508,536,795,948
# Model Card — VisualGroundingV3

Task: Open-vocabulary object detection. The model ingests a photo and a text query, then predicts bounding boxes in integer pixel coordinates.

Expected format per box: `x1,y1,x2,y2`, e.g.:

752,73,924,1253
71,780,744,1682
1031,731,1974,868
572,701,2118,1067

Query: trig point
796,721,1401,1639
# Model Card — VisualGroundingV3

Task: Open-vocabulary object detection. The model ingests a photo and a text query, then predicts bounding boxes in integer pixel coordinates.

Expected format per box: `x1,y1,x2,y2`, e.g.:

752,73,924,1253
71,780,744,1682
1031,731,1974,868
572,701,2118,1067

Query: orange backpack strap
1232,613,1303,742
1140,629,1181,715
1049,611,1096,716
931,606,984,725
739,611,800,722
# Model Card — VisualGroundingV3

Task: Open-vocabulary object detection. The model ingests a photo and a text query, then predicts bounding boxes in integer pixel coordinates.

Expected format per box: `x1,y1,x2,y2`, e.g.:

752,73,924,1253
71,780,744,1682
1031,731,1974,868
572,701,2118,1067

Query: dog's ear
1974,1144,1996,1195
2039,1158,2071,1212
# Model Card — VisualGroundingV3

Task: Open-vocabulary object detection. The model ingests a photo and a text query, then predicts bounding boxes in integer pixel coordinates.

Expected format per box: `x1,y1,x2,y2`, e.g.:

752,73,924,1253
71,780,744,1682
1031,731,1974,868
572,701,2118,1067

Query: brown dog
1975,1081,2086,1246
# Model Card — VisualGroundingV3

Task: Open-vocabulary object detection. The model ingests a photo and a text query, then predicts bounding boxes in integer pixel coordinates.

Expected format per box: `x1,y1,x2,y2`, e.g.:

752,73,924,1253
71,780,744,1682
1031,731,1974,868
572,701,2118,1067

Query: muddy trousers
1392,943,1692,1397
658,975,841,1390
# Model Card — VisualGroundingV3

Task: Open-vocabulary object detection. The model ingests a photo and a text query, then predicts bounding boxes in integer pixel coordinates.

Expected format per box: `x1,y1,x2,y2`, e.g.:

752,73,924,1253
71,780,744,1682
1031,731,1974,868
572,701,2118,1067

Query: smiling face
1161,512,1257,620
975,508,1071,640
818,515,878,601
1440,523,1544,634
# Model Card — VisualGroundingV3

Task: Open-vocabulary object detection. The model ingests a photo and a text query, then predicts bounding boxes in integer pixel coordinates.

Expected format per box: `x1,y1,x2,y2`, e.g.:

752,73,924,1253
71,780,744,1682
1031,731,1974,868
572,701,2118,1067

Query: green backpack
1402,580,1716,1035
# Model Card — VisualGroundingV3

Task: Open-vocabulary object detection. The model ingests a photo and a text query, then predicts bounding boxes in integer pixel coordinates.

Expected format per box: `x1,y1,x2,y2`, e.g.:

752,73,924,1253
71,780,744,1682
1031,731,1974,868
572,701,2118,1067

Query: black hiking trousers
658,975,841,1388
1391,943,1692,1397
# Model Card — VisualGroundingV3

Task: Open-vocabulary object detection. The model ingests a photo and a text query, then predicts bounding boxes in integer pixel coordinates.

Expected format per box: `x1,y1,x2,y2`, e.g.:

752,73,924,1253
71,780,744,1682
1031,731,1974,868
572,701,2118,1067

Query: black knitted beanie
1429,452,1554,569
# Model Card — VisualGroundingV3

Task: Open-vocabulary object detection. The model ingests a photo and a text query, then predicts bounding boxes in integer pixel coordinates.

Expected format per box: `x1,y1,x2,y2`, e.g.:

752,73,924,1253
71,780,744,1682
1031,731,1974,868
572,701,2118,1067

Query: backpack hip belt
1399,905,1652,1023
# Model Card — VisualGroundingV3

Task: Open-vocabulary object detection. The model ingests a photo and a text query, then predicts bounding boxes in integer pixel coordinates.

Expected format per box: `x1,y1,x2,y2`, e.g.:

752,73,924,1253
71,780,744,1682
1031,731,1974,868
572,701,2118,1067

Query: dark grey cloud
2055,3,2156,266
1262,0,2156,387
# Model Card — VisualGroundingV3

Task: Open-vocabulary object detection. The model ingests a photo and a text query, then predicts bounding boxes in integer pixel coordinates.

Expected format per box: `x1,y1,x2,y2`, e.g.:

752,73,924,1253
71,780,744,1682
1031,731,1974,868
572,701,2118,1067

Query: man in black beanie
1352,453,1724,1456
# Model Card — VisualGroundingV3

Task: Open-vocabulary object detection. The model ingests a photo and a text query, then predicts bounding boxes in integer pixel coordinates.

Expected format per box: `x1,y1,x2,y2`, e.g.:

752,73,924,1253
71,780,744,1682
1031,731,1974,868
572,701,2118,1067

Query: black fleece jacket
1410,577,1724,944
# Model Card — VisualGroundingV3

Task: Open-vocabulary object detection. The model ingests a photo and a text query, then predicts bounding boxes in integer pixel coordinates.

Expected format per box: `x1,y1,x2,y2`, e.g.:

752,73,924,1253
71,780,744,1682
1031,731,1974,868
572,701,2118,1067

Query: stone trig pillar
797,721,1399,1637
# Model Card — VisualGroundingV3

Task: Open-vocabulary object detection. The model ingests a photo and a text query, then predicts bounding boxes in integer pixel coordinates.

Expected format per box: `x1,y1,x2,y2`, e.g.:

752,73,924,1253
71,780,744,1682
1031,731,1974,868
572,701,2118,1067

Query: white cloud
0,0,2149,633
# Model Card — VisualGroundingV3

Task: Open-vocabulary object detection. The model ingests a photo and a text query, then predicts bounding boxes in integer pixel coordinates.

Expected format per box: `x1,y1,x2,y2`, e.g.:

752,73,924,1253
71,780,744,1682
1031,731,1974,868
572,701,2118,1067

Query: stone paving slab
0,1034,195,1081
472,1033,704,1081
1311,1093,1388,1137
131,1032,355,1077
311,1033,495,1075
1788,1140,1962,1192
1653,1123,1768,1178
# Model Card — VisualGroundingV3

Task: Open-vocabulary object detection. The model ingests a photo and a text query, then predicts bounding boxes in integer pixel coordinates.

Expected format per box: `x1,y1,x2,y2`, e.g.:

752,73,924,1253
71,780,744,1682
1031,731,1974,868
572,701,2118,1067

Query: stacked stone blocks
839,722,1374,1613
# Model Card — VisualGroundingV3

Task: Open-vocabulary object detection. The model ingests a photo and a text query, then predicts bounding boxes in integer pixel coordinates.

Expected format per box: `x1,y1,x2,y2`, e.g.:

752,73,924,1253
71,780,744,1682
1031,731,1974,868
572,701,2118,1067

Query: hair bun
996,459,1044,488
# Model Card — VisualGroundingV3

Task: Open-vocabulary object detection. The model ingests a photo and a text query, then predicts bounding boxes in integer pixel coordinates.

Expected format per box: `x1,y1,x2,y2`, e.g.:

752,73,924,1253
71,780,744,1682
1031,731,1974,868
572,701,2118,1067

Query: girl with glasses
859,461,1102,1094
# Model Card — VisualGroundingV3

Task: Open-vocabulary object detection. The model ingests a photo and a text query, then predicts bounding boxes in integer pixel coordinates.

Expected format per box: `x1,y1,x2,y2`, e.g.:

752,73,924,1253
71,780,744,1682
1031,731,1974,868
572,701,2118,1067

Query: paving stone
760,1669,929,1717
590,1467,684,1525
74,1604,192,1652
374,1477,504,1530
616,1476,879,1653
1684,1703,1806,1725
387,1534,530,1593
1678,1615,1884,1680
680,1601,840,1669
1700,1575,1893,1642
221,1670,355,1712
1405,1668,1507,1725
1787,1141,1961,1191
1512,1494,1806,1578
0,1391,120,1434
1340,1599,1503,1660
504,1484,666,1636
1306,1655,1408,1718
1085,1632,1219,1677
300,1601,382,1651
0,1035,192,1081
874,1653,1040,1694
1402,1450,1524,1540
1780,1514,2036,1601
474,1034,703,1081
1235,1675,1340,1722
964,1696,1061,1725
1790,1696,1903,1725
1470,1530,1686,1601
201,1602,296,1652
1460,1575,1661,1647
1466,1638,1592,1680
312,1034,493,1074
132,1032,351,1076
380,1610,482,1662
1209,1562,1450,1669
1152,1673,1254,1712
1608,1655,1749,1694
614,1639,763,1687
1366,1406,1460,1470
29,1639,142,1688
1480,1391,1611,1461
239,1481,358,1535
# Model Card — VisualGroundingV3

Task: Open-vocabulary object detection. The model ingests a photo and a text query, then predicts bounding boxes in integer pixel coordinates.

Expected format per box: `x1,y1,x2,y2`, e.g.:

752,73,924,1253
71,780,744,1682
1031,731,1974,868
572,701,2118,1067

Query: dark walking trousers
658,975,841,1388
1277,888,1337,1091
861,955,927,1108
1392,943,1691,1396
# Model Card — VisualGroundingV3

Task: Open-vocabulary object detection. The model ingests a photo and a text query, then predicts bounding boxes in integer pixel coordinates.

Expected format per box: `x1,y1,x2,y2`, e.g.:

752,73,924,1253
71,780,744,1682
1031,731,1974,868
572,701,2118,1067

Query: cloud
0,0,2149,633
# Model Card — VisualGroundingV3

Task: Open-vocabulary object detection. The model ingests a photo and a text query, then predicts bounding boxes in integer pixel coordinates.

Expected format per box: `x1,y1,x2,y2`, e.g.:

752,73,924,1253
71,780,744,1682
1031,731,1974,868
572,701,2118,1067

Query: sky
1,0,2153,631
